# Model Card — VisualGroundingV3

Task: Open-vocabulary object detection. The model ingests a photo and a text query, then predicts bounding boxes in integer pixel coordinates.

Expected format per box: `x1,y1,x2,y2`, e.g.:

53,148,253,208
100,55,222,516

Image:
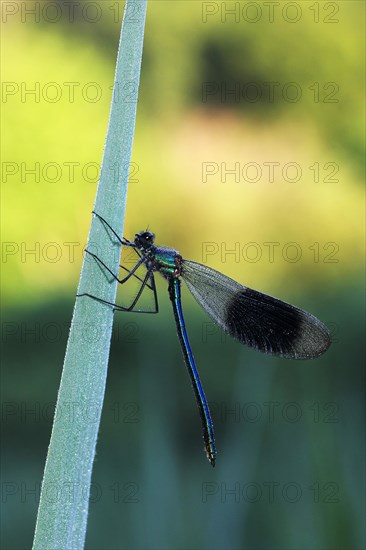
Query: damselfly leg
77,213,158,313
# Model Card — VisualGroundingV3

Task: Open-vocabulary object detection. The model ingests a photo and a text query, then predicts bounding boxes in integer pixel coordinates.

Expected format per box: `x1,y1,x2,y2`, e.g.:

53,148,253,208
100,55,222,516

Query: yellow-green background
1,1,364,549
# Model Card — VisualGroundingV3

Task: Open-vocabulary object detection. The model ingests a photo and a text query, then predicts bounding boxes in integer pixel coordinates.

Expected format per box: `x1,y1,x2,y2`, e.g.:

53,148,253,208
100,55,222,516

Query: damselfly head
135,230,155,249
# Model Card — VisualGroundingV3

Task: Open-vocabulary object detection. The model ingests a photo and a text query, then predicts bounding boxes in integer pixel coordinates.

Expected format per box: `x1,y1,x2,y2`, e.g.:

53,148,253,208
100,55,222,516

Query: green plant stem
32,1,147,548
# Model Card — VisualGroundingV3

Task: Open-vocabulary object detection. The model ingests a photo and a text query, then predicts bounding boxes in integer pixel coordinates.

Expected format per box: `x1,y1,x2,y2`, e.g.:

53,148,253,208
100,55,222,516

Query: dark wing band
182,260,330,359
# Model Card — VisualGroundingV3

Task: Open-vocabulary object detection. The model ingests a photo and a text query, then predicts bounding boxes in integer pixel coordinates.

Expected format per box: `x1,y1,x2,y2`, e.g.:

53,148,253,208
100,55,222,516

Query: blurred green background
1,1,365,549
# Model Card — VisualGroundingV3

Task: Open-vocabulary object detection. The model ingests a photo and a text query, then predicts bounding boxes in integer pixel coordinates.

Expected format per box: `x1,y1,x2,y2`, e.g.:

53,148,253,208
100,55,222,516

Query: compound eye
144,232,155,243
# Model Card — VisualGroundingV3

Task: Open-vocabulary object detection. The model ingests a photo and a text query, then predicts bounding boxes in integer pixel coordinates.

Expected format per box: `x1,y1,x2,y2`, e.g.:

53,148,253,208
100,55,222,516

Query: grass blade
33,1,148,547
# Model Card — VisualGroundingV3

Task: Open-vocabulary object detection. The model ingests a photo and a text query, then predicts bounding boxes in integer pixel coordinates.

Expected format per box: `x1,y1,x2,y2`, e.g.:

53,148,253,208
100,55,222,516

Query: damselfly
78,212,330,466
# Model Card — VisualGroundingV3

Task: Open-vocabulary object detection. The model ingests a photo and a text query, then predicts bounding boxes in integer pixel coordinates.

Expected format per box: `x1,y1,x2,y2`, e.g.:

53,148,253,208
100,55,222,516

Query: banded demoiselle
78,212,330,466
